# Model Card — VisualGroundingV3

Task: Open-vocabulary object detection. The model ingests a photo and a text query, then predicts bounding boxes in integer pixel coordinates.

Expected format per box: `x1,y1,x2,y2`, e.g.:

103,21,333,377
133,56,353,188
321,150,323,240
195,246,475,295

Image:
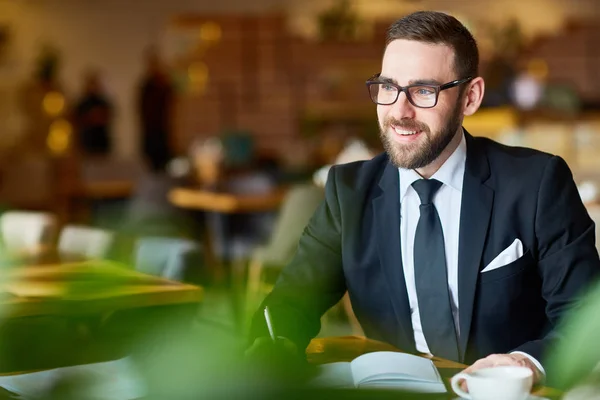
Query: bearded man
249,11,600,385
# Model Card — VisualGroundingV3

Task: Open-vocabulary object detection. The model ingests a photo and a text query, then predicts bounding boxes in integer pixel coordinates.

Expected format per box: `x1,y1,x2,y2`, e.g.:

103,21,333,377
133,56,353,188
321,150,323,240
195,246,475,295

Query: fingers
459,353,541,392
463,355,497,374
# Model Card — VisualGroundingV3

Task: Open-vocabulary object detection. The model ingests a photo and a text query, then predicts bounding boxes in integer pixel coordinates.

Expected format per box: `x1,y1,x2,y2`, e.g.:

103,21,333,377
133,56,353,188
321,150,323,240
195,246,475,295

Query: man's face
377,39,465,170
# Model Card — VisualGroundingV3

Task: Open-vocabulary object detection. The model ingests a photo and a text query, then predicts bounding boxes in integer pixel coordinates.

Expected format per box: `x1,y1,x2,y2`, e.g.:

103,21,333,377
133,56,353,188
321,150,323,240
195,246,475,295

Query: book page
310,362,355,388
350,351,443,387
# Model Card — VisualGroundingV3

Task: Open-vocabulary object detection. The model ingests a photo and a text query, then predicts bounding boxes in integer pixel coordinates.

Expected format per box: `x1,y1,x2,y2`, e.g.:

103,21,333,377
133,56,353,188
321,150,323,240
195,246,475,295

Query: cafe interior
1,0,600,398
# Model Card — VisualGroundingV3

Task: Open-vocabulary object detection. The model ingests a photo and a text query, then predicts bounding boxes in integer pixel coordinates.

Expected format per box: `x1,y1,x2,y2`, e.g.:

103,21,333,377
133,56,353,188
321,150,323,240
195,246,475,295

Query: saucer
453,396,549,400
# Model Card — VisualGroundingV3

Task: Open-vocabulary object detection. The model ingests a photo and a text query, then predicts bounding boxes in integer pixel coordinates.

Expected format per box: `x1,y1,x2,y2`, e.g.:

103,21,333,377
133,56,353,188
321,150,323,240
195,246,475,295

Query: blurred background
2,0,600,207
1,0,600,397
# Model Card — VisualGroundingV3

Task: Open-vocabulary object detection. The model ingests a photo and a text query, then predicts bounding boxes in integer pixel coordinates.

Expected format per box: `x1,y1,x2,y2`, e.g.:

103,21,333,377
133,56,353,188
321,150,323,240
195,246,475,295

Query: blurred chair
134,237,203,282
208,170,278,263
245,183,364,336
79,157,144,228
245,183,324,313
57,225,114,260
126,172,178,225
0,211,58,257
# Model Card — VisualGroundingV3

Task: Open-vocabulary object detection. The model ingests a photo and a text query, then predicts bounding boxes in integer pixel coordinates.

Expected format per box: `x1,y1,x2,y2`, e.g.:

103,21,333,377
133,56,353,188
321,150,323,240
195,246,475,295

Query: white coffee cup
451,366,533,400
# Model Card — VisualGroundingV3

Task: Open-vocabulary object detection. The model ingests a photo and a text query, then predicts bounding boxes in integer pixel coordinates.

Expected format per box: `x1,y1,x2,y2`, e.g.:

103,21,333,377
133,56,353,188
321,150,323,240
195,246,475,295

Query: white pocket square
481,238,524,273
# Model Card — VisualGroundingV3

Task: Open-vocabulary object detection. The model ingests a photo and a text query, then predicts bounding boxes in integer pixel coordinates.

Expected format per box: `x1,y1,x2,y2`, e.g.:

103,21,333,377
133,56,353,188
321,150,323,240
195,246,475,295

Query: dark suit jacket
251,132,600,364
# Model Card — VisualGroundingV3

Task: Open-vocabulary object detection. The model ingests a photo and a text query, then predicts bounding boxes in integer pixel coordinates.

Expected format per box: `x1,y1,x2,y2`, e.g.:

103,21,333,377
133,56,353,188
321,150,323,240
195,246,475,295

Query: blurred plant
546,279,600,390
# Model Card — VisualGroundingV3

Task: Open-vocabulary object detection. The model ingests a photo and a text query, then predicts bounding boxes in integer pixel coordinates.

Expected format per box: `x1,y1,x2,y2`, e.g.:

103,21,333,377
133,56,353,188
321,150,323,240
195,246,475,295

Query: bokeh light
47,118,72,155
199,22,222,43
42,91,66,117
187,61,209,94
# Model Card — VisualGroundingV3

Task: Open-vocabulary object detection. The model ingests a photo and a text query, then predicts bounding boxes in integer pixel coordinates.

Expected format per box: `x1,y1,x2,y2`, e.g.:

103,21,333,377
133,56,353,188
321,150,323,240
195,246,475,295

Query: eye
415,87,435,96
381,84,396,92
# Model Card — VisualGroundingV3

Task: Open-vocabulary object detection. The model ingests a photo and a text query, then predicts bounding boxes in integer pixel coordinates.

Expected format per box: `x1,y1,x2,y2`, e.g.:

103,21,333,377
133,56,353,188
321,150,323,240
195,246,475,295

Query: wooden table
306,336,561,399
168,186,288,214
168,185,288,271
0,260,203,374
79,180,134,200
169,186,288,331
0,260,203,318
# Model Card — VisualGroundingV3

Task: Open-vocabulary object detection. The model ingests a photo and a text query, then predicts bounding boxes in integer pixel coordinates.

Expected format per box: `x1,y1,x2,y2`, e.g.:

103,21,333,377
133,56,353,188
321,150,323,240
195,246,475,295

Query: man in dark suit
250,11,600,384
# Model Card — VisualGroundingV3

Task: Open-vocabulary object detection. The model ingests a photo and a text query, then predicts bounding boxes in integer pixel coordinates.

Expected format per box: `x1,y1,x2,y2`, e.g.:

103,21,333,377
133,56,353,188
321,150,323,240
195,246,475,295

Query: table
78,180,134,200
168,186,287,214
0,260,203,373
168,186,288,265
306,336,561,399
0,260,202,318
169,186,289,329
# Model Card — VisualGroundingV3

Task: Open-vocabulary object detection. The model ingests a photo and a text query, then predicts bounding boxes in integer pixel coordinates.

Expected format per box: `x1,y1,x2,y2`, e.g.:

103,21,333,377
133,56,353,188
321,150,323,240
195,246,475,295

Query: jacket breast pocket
479,250,534,284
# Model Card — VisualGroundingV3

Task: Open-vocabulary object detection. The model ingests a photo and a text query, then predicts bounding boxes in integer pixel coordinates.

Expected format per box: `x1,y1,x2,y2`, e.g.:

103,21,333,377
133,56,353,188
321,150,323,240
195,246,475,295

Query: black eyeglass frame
365,74,474,108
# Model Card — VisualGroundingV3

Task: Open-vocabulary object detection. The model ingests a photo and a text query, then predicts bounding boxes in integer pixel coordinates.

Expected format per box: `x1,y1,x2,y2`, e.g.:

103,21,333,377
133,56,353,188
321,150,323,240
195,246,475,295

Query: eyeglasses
366,74,473,108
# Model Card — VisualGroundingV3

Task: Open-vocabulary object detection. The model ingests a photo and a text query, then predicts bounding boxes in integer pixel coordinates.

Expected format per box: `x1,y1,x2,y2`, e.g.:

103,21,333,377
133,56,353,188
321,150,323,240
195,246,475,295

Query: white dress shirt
398,132,545,374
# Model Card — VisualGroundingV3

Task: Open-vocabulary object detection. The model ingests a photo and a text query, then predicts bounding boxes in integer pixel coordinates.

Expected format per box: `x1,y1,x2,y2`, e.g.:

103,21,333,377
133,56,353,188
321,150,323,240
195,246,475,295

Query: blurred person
18,44,66,154
137,48,173,172
249,10,600,389
74,70,112,155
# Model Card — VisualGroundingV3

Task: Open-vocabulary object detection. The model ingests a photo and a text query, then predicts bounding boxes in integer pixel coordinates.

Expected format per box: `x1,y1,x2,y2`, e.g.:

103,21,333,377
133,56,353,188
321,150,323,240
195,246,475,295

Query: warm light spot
200,22,222,43
42,91,65,116
188,62,209,94
188,62,208,81
47,118,72,155
527,58,549,80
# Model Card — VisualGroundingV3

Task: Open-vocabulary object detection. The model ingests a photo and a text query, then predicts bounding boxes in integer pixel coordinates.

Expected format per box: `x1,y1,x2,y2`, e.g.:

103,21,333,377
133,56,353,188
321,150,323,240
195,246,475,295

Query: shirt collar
399,131,467,201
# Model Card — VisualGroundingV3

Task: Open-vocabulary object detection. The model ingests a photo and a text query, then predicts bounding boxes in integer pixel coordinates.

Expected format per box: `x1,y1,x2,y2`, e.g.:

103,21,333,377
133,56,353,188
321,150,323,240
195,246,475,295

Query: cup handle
450,373,472,399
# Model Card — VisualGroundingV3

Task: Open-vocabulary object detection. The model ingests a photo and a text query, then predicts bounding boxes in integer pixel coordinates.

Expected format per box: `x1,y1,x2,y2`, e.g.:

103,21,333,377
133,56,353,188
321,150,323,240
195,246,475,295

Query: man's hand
244,337,314,384
460,353,543,391
245,336,299,358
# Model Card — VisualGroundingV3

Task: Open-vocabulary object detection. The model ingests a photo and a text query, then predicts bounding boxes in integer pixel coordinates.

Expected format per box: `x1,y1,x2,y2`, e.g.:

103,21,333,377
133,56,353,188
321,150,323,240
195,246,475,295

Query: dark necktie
412,178,459,361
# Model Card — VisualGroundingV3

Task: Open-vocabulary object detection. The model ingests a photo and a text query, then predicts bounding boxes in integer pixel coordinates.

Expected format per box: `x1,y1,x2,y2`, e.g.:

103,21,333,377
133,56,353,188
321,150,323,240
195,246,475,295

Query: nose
388,91,416,120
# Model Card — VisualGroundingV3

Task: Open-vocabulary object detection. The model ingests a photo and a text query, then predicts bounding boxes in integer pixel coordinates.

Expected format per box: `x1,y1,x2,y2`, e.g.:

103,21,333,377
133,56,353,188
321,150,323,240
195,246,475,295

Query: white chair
244,183,364,336
0,211,58,256
57,225,114,260
134,237,202,281
245,183,324,312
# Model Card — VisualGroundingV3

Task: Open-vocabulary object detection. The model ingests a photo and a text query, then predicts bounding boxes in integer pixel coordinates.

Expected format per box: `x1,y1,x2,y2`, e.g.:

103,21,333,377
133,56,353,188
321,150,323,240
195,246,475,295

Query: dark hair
386,11,479,79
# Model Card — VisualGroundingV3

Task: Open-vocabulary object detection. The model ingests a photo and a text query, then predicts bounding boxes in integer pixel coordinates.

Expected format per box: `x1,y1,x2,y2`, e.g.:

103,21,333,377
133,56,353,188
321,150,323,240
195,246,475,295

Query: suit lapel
458,132,494,361
374,161,416,351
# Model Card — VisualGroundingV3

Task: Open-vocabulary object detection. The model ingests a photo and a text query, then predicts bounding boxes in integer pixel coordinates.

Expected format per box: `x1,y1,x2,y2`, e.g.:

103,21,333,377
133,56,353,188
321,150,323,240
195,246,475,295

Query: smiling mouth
392,126,421,136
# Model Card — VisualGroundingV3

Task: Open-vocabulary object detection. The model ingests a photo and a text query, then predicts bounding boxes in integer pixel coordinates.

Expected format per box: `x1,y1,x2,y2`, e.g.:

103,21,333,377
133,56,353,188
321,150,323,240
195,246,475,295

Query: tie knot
412,179,443,205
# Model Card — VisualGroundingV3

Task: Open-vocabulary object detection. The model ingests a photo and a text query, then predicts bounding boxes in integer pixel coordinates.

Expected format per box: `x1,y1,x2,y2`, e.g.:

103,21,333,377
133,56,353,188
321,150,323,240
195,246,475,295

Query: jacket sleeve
512,156,600,361
248,168,347,351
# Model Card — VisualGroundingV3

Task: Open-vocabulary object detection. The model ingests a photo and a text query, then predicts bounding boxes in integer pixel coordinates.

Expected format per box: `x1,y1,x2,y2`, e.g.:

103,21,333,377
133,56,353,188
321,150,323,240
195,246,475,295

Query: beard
379,105,462,170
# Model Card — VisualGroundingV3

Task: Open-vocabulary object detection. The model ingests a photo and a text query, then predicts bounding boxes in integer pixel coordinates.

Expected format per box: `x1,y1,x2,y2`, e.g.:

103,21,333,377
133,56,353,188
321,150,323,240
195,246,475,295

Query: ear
463,77,485,116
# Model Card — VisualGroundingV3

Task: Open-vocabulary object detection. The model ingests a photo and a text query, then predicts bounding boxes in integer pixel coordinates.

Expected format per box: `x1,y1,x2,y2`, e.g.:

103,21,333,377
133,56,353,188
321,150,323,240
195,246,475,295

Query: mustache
383,118,429,132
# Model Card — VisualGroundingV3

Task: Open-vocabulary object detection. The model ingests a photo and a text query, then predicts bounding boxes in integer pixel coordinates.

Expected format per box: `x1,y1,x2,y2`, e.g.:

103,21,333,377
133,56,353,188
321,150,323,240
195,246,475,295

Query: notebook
311,351,447,393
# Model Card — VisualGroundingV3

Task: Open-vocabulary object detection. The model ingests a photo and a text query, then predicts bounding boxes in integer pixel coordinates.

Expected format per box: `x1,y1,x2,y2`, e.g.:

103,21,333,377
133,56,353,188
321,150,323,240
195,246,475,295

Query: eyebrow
377,75,443,86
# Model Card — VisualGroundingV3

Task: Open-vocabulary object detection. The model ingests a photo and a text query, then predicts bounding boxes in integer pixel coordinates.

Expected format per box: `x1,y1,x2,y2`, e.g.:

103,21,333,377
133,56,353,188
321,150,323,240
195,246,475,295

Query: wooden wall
169,13,388,160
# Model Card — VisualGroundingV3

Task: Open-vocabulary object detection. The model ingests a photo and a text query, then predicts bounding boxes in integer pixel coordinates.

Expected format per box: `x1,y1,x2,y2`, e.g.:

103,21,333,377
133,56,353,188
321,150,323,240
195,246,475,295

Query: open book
311,351,446,393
